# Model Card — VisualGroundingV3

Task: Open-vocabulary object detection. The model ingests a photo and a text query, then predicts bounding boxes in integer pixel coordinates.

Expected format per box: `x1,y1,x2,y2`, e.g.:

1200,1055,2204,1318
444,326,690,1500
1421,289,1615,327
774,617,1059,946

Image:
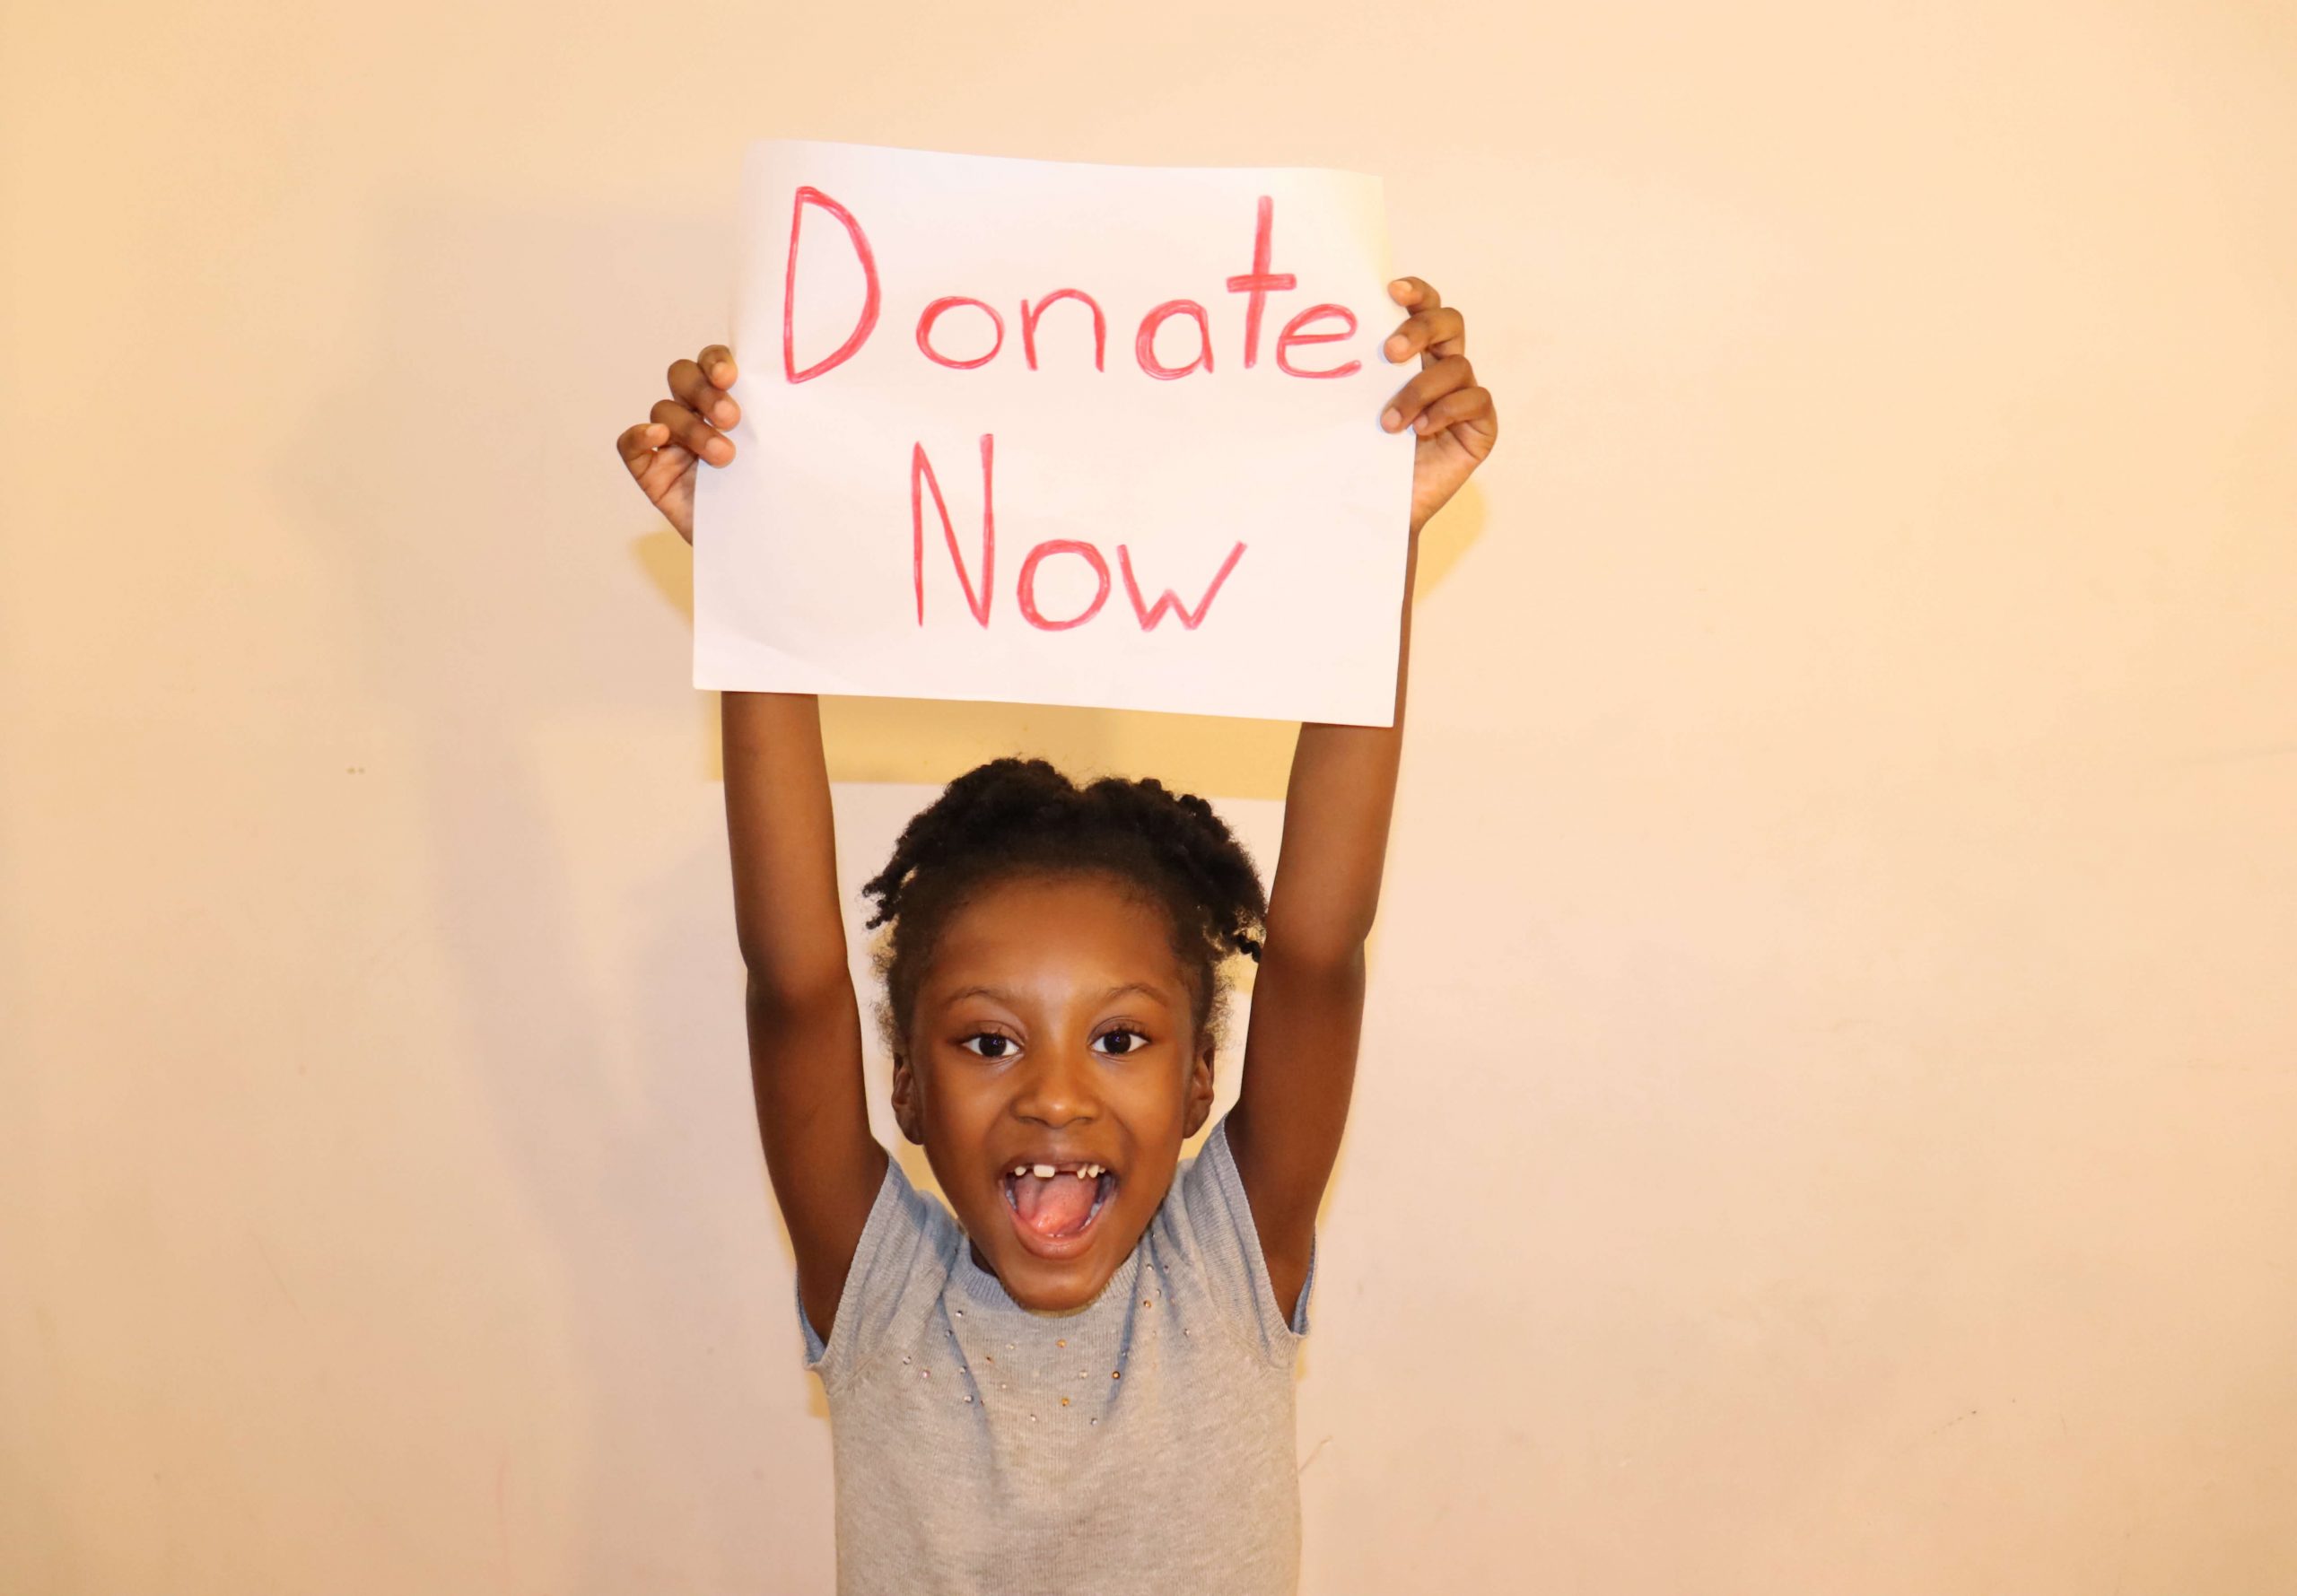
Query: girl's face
891,870,1214,1313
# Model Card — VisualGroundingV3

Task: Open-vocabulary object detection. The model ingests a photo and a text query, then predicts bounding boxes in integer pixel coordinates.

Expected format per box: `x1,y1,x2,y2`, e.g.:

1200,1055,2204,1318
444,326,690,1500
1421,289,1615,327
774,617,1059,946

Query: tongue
1013,1173,1097,1238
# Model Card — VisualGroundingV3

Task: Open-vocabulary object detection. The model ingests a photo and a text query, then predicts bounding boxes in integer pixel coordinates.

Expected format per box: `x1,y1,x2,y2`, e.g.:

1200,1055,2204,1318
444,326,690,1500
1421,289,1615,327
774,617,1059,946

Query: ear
1180,1028,1218,1138
890,1052,926,1146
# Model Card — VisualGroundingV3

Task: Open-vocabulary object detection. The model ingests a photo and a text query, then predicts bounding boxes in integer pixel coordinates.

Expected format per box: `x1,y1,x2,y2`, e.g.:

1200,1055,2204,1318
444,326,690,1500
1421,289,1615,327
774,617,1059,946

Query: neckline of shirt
949,1226,1147,1323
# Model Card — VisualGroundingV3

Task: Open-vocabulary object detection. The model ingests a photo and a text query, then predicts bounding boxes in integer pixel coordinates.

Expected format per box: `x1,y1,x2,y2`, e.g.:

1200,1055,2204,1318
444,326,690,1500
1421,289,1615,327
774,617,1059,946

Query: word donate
694,139,1414,724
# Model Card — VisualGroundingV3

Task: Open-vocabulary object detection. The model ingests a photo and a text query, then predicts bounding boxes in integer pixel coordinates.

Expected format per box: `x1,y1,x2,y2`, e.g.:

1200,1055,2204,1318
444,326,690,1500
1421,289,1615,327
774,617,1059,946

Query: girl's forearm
721,690,853,1000
1262,527,1420,962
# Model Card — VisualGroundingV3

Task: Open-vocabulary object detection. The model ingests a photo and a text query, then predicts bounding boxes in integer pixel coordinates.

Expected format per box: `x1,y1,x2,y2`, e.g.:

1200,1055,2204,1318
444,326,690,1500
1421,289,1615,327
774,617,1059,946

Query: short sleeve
795,1154,951,1393
1166,1114,1317,1365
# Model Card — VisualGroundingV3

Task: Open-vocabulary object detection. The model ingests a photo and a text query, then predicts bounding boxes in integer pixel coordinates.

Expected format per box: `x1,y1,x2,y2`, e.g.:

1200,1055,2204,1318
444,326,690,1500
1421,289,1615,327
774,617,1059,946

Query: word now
913,434,1246,632
788,189,1362,384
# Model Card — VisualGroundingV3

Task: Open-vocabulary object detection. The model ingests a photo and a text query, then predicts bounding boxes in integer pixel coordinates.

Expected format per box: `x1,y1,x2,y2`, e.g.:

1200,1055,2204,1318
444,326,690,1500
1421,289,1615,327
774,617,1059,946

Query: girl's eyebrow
941,981,1172,1007
944,983,1019,1007
1096,981,1170,1006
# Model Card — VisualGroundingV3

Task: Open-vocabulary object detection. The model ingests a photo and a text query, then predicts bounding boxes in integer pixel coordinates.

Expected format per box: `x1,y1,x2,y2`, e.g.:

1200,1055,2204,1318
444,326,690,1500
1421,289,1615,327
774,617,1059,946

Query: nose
1009,1040,1101,1129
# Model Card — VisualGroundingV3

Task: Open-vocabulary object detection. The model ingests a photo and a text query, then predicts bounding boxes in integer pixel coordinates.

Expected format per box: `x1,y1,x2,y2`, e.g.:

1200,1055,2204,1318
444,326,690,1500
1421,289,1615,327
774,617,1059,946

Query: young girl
616,277,1496,1594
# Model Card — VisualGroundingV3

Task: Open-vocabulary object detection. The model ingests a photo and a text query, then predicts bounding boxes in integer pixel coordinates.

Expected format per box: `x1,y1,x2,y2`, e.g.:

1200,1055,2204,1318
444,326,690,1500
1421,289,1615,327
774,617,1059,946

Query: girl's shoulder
800,1152,963,1390
1146,1115,1315,1365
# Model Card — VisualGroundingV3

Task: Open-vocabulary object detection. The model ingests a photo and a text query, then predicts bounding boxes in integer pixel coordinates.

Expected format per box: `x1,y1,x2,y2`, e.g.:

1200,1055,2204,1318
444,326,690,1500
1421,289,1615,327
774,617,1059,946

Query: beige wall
5,2,2293,1591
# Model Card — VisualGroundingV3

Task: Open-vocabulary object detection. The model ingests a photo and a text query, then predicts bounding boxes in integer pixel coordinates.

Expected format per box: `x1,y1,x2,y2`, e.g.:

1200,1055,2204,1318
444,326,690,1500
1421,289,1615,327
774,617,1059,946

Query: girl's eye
1094,1028,1148,1057
959,1033,1017,1060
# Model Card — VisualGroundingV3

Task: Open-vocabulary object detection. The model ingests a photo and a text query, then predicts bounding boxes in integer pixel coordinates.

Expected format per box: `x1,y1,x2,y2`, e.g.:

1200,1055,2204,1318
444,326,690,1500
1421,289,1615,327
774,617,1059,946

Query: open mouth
1000,1161,1118,1256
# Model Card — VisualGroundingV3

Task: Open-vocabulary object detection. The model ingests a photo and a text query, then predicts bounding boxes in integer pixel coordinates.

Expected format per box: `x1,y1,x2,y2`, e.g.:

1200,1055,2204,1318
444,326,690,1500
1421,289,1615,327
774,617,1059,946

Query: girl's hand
1377,278,1497,533
615,344,740,545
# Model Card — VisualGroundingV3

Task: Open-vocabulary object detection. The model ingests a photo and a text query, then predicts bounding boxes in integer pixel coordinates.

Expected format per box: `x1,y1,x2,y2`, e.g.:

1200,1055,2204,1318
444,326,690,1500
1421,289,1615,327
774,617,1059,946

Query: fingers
1383,306,1464,367
616,343,737,506
1415,383,1497,452
615,421,672,475
1388,276,1442,317
668,344,741,461
652,393,734,465
1380,352,1477,434
670,350,741,433
1381,278,1475,432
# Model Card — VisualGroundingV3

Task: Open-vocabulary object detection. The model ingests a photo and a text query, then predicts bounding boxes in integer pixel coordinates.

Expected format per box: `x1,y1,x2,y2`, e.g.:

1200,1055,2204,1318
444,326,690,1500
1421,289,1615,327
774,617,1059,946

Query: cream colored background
4,3,2293,1592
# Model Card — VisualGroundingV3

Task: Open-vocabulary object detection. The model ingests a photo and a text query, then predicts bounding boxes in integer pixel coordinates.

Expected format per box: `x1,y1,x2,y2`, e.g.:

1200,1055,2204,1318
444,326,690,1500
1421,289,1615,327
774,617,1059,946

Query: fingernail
1384,336,1407,361
1381,408,1402,432
1390,279,1409,295
715,401,736,423
1414,414,1432,432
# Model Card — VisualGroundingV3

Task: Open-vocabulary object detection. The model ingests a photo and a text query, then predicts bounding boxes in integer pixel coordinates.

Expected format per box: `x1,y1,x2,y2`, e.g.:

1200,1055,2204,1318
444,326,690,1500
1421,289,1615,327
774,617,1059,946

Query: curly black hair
860,757,1266,1060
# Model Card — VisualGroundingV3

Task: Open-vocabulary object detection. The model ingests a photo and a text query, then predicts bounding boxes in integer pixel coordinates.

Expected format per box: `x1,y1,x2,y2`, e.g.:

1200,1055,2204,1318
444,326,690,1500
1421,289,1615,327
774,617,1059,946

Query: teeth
1031,1164,1055,1178
1011,1164,1028,1177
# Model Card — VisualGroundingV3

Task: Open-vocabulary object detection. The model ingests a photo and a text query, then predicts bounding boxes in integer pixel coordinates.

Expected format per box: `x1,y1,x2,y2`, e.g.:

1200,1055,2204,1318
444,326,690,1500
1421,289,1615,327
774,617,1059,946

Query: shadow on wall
278,190,1483,1592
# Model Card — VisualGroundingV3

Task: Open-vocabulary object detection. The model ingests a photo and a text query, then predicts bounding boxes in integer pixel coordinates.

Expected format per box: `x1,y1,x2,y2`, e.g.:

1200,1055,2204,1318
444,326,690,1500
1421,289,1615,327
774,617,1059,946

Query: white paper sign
694,139,1413,725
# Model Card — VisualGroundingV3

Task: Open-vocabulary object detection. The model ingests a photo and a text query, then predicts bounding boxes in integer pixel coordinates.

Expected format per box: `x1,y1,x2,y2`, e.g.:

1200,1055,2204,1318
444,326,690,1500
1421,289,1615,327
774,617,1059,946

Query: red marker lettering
1223,196,1297,369
1134,300,1215,381
1274,303,1359,379
1118,542,1246,631
1020,289,1107,372
1016,539,1112,631
783,186,881,384
911,434,996,627
915,296,1006,370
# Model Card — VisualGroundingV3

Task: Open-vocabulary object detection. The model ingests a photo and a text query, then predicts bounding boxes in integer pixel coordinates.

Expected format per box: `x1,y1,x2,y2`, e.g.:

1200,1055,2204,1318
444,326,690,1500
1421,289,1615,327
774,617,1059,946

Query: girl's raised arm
617,348,888,1341
1225,280,1497,1325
